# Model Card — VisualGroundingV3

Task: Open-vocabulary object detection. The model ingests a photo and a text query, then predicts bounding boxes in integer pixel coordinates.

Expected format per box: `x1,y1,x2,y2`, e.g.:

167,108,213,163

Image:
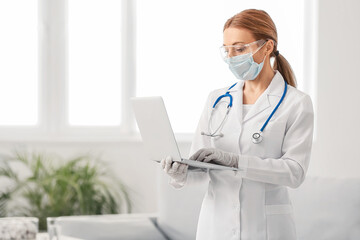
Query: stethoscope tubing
202,79,288,143
259,79,287,132
212,82,238,108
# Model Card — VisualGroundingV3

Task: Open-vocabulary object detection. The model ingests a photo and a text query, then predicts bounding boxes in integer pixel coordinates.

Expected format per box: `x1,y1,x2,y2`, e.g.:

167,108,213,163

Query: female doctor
161,9,314,240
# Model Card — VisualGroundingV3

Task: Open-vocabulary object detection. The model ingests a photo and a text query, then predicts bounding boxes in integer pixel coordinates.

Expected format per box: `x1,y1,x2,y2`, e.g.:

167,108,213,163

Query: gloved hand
161,156,188,185
190,148,239,168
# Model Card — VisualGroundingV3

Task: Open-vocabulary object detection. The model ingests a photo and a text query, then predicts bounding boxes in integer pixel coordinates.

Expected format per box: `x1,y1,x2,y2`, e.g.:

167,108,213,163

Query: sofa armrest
48,213,167,240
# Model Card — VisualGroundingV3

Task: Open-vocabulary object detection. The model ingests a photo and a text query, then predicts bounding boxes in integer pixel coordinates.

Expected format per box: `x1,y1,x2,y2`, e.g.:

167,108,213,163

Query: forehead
223,27,256,46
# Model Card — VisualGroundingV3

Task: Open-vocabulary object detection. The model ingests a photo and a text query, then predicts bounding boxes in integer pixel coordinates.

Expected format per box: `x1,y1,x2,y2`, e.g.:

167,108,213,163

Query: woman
161,9,314,240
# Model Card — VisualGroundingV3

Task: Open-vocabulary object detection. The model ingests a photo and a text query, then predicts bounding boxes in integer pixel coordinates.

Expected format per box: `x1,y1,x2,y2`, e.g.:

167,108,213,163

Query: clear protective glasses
220,39,267,59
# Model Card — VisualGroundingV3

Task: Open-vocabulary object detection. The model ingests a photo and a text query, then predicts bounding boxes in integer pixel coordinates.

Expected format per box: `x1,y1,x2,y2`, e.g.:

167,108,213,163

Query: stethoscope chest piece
252,132,263,144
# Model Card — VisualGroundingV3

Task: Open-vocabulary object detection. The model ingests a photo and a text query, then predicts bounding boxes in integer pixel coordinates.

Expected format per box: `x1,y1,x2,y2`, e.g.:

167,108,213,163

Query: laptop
131,96,239,171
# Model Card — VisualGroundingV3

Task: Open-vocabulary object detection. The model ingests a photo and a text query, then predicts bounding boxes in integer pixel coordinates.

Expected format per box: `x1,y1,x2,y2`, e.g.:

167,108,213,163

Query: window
0,0,38,125
68,0,122,126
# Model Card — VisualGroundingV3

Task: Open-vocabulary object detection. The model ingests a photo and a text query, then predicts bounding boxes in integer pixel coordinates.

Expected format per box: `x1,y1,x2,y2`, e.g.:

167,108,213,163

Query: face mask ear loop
251,40,267,58
250,40,268,65
262,53,267,62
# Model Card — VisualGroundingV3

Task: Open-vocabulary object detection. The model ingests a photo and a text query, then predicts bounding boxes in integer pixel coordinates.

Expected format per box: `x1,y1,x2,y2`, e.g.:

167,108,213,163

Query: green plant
0,151,132,231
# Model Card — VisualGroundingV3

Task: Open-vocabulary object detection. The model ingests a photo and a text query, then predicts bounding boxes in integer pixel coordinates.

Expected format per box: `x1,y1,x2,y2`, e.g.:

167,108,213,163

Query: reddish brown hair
224,9,297,87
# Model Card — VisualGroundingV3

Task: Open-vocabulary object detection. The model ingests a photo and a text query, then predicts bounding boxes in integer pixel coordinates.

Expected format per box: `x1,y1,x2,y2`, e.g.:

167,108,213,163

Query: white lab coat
170,71,314,240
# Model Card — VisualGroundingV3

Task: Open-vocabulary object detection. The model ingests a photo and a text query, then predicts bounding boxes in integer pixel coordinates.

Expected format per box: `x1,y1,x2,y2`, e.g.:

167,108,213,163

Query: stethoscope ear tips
252,132,263,144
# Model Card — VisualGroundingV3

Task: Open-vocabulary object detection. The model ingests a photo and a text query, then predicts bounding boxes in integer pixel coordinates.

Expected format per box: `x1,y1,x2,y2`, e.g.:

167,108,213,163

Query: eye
235,46,247,53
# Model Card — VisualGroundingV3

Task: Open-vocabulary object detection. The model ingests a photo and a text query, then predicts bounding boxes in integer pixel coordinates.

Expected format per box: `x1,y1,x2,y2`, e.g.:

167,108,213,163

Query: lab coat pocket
267,121,286,152
264,121,286,138
265,204,297,240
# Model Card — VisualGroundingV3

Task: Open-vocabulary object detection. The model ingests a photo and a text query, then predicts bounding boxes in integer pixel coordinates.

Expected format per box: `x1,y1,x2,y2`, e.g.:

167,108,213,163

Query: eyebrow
223,41,245,46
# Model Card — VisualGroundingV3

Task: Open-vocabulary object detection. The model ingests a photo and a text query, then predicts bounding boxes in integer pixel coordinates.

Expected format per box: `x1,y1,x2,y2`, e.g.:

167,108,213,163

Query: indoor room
0,0,359,239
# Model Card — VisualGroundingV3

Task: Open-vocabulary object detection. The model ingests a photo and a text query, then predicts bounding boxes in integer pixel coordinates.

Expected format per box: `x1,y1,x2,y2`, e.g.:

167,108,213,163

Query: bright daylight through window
68,0,122,126
0,0,38,125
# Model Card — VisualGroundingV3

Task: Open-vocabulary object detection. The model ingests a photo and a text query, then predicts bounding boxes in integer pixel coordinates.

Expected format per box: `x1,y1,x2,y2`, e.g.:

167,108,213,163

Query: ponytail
273,52,297,88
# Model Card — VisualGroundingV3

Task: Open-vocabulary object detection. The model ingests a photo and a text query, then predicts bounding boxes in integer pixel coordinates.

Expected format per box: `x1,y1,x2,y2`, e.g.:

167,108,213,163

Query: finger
197,149,213,162
178,163,187,173
169,162,180,174
203,153,217,163
189,148,204,160
164,156,173,173
161,158,166,169
183,164,189,173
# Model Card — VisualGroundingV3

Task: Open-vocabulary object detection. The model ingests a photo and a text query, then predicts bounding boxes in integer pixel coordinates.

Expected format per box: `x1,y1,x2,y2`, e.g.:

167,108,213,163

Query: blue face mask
224,47,266,81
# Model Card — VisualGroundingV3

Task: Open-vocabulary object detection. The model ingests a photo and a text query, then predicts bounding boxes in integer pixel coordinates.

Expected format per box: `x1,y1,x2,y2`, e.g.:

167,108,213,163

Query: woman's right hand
161,156,188,184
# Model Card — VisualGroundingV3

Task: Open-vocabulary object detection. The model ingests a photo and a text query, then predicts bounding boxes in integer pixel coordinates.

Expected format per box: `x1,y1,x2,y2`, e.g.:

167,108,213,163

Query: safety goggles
220,39,267,59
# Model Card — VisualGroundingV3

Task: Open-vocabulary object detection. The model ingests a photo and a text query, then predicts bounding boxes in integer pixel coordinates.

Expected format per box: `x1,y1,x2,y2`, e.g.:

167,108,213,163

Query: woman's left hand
190,148,239,168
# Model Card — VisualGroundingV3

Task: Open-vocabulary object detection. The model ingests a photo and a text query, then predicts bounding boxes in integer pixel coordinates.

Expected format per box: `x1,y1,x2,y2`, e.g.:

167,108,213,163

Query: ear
264,40,274,55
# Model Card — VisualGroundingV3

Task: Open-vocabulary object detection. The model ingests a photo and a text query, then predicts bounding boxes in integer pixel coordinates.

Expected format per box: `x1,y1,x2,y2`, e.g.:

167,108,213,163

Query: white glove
190,148,239,168
161,156,188,186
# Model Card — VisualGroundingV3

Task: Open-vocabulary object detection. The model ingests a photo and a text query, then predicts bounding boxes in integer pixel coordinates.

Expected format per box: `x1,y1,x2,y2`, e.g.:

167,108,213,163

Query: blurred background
0,0,359,216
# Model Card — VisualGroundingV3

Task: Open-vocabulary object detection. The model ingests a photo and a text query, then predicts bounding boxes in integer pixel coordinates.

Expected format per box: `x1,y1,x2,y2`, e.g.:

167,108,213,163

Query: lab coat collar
228,70,286,123
264,70,286,97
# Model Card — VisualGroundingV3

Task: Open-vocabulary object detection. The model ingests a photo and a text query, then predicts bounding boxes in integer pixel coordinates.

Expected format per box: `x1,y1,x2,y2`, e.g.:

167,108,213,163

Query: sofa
48,170,360,240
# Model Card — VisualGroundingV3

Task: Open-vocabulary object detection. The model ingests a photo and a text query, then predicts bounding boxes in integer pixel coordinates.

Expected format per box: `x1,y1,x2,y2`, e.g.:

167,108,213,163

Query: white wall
308,0,360,178
1,0,360,215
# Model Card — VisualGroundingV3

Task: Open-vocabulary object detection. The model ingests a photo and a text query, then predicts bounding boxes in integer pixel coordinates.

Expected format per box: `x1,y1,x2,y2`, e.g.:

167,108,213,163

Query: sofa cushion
288,176,360,240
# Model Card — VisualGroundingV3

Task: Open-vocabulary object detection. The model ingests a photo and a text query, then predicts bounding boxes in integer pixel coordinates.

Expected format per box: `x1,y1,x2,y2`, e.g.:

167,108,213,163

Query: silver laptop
131,96,239,171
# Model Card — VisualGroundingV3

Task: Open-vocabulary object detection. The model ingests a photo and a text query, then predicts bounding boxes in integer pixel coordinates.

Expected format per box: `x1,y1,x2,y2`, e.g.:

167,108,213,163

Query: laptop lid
131,96,183,162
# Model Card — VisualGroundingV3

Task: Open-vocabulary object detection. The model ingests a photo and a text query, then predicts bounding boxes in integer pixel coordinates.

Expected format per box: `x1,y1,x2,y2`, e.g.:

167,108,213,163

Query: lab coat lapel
242,71,284,123
242,90,271,123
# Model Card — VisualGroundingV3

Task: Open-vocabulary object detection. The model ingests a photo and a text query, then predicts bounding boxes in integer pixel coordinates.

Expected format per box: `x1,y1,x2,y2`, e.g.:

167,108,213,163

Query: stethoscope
201,80,287,144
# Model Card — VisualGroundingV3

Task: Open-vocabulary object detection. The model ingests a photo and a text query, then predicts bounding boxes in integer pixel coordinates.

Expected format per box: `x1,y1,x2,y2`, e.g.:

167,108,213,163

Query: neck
243,64,275,94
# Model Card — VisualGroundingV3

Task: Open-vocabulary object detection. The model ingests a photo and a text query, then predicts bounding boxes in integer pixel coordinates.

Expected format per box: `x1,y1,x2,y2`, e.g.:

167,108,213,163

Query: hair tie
275,50,280,57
